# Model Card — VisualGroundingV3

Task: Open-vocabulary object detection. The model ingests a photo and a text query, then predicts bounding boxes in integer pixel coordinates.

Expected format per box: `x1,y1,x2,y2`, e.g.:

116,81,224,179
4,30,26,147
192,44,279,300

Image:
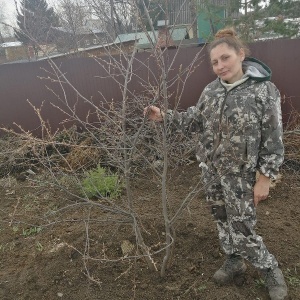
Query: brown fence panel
127,46,214,109
0,38,299,136
249,38,300,126
0,56,124,135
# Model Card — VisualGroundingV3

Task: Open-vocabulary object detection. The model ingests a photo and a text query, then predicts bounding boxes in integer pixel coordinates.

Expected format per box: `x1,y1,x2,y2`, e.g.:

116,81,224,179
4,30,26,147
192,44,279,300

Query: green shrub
81,165,122,198
22,226,42,237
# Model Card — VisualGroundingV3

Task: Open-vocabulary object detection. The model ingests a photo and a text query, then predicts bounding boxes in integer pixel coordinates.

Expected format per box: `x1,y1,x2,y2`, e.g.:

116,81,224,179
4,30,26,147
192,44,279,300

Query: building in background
144,0,228,44
197,0,227,43
0,41,29,63
51,25,109,53
114,24,193,51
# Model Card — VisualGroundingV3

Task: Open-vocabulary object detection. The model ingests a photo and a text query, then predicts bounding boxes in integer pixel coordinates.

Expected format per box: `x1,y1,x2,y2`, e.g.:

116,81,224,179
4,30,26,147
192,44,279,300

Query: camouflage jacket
167,57,284,179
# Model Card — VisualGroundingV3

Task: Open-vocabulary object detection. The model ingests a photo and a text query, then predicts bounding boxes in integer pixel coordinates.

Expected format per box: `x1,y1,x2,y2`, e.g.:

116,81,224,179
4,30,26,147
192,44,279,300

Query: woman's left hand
253,174,271,207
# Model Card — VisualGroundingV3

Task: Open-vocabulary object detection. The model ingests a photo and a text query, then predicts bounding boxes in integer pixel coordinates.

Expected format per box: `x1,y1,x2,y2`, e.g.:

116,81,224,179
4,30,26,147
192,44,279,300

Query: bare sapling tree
0,0,255,285
133,0,205,276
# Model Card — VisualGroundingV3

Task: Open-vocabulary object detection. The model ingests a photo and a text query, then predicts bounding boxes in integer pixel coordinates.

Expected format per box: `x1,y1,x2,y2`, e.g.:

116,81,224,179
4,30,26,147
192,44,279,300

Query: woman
145,28,287,300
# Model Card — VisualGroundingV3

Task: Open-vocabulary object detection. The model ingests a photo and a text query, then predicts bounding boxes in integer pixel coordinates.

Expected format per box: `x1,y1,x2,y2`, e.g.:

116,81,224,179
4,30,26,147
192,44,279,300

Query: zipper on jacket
210,89,228,160
210,78,251,163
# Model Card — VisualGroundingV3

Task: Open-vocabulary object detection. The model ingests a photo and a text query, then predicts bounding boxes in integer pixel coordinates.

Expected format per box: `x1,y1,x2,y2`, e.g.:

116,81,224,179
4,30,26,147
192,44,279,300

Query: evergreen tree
230,0,266,41
14,0,59,52
261,0,300,38
225,0,300,41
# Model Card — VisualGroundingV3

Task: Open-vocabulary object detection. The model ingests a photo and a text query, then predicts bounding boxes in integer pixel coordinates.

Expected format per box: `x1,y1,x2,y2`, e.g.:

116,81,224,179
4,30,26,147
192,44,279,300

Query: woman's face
210,43,245,84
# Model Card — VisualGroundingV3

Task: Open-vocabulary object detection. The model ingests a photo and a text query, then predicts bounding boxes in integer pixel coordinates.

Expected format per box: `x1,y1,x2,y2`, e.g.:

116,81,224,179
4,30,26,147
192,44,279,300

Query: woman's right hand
143,105,164,122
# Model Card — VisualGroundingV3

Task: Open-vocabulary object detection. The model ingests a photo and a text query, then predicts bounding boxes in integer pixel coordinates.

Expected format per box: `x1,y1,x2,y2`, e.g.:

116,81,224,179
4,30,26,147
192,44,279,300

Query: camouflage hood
242,57,272,82
220,57,272,91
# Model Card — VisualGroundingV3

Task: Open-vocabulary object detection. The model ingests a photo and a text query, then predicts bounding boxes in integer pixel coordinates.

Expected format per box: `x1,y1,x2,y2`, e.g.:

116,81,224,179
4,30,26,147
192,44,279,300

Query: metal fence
0,38,299,136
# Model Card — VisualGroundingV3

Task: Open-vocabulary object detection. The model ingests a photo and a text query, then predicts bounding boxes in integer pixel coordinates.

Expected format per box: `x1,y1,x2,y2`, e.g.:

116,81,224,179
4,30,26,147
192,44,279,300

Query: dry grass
63,137,101,171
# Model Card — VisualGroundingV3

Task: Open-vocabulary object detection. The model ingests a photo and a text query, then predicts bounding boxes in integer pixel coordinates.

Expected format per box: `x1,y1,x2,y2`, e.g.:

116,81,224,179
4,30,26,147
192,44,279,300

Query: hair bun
208,26,250,57
215,28,237,39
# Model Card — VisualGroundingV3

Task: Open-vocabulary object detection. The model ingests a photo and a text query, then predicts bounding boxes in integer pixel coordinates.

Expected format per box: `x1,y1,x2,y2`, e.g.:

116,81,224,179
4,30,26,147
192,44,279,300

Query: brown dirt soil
0,163,299,300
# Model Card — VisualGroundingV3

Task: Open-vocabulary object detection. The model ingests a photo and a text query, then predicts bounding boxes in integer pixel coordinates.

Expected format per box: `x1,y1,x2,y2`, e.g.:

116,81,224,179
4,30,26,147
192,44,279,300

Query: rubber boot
262,267,288,300
213,254,247,285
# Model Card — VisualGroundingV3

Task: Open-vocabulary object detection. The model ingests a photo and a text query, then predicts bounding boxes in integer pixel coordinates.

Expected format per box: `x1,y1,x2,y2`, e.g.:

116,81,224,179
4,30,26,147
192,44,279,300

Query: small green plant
254,278,265,288
12,226,19,234
197,284,207,292
286,268,300,287
47,204,59,215
81,165,122,198
0,244,6,252
23,193,39,212
22,226,42,237
36,241,43,251
0,242,16,252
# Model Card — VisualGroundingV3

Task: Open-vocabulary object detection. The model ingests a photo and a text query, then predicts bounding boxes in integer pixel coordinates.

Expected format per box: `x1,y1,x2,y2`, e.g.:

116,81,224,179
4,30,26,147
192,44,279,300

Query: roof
0,41,23,48
2,39,137,65
52,26,105,35
114,32,157,44
114,27,188,49
169,27,188,40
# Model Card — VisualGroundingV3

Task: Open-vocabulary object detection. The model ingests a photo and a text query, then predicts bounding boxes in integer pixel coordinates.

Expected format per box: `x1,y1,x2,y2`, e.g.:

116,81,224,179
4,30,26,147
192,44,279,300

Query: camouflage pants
201,165,278,270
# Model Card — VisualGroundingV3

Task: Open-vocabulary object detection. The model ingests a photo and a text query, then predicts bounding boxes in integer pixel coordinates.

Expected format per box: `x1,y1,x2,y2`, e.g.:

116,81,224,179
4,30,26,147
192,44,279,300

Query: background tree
225,0,300,41
0,0,6,43
227,0,242,18
230,0,266,41
14,0,59,54
85,0,135,40
261,0,300,38
136,0,167,30
0,10,5,43
55,0,90,52
0,0,12,41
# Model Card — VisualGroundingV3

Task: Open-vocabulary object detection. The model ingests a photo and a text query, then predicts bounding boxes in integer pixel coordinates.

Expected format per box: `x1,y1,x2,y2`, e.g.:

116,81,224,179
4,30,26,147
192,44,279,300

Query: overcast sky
2,0,16,23
3,0,58,24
